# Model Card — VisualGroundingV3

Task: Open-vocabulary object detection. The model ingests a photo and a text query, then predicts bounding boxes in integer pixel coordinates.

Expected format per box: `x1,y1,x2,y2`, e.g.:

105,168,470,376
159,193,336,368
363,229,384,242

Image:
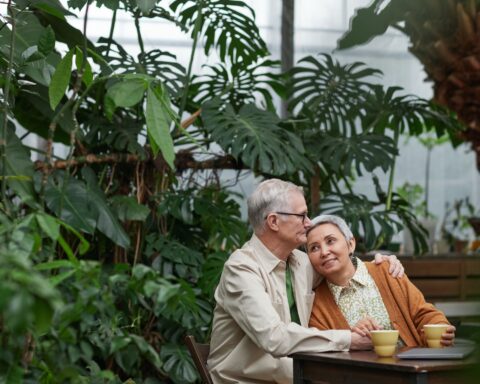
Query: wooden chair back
184,335,213,384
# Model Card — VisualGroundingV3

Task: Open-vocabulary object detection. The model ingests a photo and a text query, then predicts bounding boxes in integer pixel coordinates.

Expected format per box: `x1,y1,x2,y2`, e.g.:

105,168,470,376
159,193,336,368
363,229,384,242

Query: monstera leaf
389,191,429,254
83,112,145,155
171,0,269,65
199,250,228,298
202,98,312,175
191,58,284,112
81,167,131,248
337,0,408,50
145,235,203,280
289,54,381,130
44,172,97,234
307,132,397,176
97,38,186,97
0,122,36,202
160,343,198,383
362,85,464,138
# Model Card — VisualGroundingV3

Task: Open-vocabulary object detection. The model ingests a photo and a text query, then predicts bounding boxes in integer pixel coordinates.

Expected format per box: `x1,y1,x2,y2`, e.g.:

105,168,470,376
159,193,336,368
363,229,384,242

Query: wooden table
292,348,479,384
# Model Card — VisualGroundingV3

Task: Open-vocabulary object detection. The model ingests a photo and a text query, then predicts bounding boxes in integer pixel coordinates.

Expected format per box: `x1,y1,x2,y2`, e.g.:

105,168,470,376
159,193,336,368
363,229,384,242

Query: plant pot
454,239,469,253
435,239,450,254
468,217,480,236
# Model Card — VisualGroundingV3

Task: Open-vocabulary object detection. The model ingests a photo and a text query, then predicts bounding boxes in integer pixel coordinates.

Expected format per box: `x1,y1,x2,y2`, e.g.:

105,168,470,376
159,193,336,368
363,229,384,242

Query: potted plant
397,182,436,254
441,198,476,253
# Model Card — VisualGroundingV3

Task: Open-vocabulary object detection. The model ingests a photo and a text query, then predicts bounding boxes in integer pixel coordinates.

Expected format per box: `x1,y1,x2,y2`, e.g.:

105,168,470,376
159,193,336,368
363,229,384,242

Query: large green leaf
34,8,101,61
75,47,93,86
38,25,56,56
29,0,75,19
198,250,228,298
49,48,74,110
0,122,36,202
14,84,74,143
0,12,45,63
202,98,311,175
160,343,198,383
337,0,408,50
97,38,186,97
136,0,158,15
106,77,148,108
81,167,131,248
289,54,381,130
84,113,145,154
171,0,269,65
146,86,175,168
192,58,284,112
0,11,60,86
193,187,247,250
44,172,97,234
310,132,397,176
110,196,150,222
35,212,60,240
362,85,464,137
145,235,203,280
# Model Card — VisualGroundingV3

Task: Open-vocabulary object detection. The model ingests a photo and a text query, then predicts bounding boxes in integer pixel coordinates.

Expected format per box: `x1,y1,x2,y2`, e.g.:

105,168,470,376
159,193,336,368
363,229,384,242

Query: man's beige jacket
207,235,350,383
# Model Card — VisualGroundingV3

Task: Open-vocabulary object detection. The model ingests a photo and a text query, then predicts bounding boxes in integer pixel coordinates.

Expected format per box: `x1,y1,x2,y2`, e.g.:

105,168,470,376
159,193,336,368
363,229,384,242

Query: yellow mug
423,324,449,348
370,330,399,357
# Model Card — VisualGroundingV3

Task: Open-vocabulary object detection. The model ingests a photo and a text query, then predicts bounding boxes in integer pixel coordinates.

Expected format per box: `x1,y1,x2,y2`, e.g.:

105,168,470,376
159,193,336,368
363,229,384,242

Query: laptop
397,345,476,360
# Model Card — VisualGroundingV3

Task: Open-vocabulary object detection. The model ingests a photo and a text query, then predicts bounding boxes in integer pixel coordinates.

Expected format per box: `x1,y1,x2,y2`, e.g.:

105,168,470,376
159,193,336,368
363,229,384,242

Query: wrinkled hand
352,316,382,337
441,325,456,347
350,331,373,351
374,253,404,278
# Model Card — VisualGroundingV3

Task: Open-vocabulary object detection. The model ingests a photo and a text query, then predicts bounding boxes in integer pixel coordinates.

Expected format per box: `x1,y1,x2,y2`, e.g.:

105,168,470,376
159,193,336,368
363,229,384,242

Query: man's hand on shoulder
373,253,404,278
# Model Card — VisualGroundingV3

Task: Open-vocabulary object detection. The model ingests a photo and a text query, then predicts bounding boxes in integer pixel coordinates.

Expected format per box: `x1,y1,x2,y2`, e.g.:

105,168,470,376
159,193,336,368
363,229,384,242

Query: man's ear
265,213,280,232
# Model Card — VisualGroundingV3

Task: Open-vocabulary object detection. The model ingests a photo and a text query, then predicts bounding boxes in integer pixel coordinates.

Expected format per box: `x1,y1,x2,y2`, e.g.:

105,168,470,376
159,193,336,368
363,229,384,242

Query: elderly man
207,179,404,384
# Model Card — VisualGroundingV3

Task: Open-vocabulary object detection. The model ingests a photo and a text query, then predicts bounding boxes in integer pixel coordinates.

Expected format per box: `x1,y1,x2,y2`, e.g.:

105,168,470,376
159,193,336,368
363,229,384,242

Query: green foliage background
0,0,464,382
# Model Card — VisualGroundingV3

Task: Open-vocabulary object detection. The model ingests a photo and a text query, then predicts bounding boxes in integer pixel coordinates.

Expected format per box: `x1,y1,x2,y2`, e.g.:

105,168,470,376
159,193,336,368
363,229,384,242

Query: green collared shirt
286,261,301,324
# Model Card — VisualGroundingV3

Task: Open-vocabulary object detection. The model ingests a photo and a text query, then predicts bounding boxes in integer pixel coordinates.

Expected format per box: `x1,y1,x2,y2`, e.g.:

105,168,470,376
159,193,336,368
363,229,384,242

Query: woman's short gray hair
247,178,304,234
307,214,354,241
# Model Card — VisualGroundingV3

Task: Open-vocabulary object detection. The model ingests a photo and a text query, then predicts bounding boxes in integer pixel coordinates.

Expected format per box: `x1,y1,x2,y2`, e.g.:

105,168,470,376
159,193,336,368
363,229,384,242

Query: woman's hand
351,316,382,337
440,325,456,346
374,253,404,278
350,332,373,350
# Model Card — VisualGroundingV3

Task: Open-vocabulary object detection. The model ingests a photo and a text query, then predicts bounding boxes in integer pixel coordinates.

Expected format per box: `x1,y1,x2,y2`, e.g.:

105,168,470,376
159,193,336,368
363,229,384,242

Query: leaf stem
66,3,90,176
385,129,400,211
425,147,431,217
1,0,15,214
106,8,117,56
134,11,146,70
177,0,204,127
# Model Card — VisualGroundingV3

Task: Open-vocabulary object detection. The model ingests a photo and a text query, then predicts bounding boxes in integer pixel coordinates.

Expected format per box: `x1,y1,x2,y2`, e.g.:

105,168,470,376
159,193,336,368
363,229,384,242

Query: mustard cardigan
309,262,449,346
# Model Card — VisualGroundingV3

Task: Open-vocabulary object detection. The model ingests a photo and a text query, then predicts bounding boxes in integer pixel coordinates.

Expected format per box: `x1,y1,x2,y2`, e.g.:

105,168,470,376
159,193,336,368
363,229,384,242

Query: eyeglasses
273,211,309,224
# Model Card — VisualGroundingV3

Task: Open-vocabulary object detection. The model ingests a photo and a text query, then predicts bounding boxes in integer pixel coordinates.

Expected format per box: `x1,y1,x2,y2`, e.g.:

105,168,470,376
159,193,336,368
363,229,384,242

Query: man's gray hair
247,178,304,234
307,214,354,241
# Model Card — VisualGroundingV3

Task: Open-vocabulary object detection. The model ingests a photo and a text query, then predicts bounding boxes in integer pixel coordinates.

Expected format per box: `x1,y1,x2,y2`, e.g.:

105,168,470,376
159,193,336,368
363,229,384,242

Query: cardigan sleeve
309,281,351,331
396,270,450,341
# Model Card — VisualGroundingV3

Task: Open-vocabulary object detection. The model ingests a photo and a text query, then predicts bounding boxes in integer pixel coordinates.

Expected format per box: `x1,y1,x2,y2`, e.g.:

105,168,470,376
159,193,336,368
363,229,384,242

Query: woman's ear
348,237,356,254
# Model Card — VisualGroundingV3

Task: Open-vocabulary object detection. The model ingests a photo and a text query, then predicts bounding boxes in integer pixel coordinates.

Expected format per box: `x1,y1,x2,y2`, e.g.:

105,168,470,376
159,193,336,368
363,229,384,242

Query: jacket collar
250,234,287,273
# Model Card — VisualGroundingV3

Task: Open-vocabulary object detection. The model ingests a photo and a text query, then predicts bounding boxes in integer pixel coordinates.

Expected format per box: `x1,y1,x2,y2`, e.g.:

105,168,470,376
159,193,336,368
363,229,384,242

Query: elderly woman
307,214,455,347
